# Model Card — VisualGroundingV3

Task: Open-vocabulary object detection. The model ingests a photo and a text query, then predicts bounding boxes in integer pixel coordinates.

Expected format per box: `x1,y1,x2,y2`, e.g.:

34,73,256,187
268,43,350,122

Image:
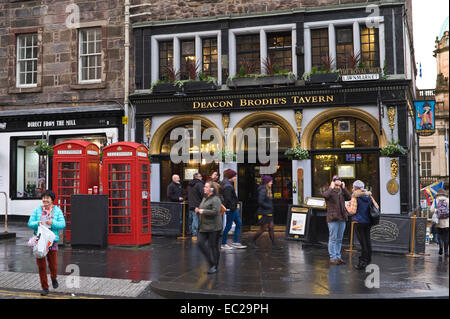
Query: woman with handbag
195,182,223,274
28,190,66,296
346,180,379,270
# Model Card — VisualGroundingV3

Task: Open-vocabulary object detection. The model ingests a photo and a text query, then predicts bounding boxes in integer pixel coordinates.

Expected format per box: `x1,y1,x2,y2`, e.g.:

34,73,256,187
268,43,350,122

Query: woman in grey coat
195,181,223,274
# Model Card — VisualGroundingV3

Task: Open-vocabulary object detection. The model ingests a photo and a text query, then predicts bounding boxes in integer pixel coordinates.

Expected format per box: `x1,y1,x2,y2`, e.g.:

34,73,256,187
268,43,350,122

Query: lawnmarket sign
339,67,382,82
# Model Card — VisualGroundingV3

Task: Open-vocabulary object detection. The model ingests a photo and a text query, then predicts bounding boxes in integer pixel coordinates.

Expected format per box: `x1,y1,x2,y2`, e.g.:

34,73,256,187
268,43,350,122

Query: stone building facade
418,17,449,189
0,0,126,217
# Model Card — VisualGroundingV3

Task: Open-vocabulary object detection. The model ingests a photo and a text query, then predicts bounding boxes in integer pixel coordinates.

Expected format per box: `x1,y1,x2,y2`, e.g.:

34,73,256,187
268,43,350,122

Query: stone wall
0,0,126,110
130,0,382,22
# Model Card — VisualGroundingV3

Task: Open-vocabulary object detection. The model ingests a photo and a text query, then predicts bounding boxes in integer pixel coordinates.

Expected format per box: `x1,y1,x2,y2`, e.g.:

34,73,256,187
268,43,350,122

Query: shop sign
192,95,335,110
27,119,77,128
339,67,382,82
414,100,436,136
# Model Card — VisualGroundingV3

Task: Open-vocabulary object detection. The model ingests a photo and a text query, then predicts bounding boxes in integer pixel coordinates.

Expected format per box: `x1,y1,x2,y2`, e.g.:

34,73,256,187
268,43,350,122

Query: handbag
220,204,227,216
369,199,380,225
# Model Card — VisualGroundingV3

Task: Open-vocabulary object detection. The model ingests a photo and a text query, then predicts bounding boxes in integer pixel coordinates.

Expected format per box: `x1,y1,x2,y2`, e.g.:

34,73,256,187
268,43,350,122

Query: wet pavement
0,222,448,299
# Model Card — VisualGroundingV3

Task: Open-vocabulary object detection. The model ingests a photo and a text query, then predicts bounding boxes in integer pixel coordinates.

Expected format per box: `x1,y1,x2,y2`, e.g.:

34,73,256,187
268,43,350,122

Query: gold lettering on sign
193,100,233,109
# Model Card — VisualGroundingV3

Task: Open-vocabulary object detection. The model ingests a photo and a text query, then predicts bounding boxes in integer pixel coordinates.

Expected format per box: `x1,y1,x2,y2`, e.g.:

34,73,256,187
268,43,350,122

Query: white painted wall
379,156,401,214
0,127,118,217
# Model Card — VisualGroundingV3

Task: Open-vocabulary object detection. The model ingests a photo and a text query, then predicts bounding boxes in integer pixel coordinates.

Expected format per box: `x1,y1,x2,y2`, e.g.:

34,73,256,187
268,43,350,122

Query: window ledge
70,82,106,90
9,86,42,94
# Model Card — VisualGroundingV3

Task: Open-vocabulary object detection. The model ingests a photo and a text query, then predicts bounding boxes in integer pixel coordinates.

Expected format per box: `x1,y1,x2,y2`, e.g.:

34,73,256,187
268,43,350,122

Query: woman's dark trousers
437,227,449,255
355,223,372,266
198,231,222,268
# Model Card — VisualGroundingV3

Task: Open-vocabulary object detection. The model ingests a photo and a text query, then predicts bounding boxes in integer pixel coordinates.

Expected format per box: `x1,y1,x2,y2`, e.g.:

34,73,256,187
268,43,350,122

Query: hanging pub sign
414,100,436,136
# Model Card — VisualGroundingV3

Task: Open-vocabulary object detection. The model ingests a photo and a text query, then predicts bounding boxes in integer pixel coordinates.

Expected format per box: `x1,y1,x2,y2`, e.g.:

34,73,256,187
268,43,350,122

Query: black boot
40,288,49,296
52,279,59,289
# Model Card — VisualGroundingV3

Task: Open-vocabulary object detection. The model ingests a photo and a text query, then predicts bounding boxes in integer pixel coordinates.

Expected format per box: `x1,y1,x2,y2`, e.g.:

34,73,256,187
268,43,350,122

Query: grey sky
412,0,449,89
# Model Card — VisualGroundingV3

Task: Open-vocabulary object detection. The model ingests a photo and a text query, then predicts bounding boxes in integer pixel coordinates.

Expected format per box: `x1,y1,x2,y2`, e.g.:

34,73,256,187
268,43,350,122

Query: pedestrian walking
431,188,449,257
346,180,379,270
322,175,351,265
250,175,280,249
210,171,220,183
167,174,184,202
27,190,66,296
221,169,246,250
195,181,223,274
187,172,204,241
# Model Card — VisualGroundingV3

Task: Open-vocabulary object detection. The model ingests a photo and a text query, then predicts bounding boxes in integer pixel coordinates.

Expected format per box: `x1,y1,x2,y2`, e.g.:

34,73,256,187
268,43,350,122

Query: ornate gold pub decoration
387,158,399,195
144,117,152,146
294,110,303,142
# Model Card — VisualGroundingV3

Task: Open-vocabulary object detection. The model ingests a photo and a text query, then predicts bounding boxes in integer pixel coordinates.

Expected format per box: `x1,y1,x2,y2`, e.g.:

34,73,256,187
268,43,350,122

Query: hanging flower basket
284,146,309,160
218,149,236,162
34,140,53,156
380,141,407,157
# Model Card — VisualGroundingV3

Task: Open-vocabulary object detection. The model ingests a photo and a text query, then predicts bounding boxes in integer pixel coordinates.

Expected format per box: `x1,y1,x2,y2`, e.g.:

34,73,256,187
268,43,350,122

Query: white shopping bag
33,225,56,259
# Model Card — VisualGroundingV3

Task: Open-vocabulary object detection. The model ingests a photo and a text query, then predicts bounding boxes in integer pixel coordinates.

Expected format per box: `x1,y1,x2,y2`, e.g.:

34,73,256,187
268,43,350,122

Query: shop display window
15,138,47,199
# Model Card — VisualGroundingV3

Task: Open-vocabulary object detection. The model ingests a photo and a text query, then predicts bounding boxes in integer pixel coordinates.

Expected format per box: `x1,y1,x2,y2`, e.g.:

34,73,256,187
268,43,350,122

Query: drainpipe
124,0,131,141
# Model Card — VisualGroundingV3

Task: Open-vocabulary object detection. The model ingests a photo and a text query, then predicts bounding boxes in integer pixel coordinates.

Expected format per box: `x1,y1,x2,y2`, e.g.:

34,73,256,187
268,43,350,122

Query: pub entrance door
238,159,292,230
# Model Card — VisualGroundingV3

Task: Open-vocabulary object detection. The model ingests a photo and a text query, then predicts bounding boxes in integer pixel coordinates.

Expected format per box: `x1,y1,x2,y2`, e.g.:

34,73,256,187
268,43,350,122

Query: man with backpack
431,188,449,257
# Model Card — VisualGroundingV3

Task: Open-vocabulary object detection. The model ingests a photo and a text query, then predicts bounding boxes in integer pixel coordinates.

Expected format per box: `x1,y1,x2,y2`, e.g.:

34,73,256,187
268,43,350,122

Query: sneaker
207,266,217,274
337,258,346,265
230,242,247,249
40,288,49,296
221,244,234,250
52,279,59,289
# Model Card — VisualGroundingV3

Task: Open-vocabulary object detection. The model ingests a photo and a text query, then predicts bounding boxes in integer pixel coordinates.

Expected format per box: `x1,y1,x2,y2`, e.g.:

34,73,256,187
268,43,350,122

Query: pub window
16,33,38,87
236,34,260,74
79,28,102,82
267,32,292,73
311,28,329,70
159,40,173,81
202,37,218,78
335,27,353,69
360,26,379,67
180,39,195,80
15,138,48,199
420,151,432,177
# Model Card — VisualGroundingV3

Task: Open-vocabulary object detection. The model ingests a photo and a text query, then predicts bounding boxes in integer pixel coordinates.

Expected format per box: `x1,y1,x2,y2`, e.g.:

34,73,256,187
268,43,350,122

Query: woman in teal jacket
28,190,66,296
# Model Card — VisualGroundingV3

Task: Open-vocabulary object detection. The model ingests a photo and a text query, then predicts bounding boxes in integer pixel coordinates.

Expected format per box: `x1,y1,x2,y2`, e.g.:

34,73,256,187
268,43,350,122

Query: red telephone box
53,140,100,242
102,142,151,246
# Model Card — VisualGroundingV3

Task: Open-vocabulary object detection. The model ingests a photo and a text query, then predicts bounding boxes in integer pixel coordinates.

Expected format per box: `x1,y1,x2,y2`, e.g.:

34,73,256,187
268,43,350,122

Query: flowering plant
380,141,407,157
284,145,309,160
218,149,236,162
34,140,53,156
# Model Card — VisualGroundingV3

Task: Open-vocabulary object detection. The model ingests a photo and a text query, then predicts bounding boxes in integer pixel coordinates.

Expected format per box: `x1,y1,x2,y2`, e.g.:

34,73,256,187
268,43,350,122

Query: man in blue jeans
322,175,351,265
221,169,247,250
187,172,204,241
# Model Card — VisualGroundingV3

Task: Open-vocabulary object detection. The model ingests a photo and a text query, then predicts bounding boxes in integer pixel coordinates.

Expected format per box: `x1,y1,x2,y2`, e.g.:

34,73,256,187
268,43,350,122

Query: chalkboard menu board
285,205,311,241
151,202,184,236
354,215,426,254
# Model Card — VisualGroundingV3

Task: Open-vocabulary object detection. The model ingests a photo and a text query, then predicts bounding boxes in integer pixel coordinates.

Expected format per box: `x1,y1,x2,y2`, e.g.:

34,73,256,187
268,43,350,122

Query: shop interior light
340,139,355,148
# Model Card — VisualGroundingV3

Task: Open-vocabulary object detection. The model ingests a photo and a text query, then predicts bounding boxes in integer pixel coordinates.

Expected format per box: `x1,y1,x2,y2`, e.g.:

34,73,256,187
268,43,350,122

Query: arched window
310,117,379,202
311,117,378,150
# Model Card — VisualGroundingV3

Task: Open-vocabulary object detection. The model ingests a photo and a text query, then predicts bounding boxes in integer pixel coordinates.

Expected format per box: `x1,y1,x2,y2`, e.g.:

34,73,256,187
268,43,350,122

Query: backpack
436,199,449,219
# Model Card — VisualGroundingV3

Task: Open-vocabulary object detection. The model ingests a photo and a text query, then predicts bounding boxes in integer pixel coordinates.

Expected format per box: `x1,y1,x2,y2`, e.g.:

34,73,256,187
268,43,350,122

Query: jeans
354,223,372,265
222,209,242,245
198,231,222,268
189,209,199,236
327,221,346,260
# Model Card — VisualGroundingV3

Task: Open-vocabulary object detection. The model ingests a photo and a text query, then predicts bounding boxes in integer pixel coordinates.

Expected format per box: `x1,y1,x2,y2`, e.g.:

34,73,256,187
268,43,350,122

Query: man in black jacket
187,172,204,240
221,169,246,250
167,174,183,202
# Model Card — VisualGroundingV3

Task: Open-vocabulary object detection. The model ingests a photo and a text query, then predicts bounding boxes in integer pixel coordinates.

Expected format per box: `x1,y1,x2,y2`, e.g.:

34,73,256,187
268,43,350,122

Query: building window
180,39,195,80
311,29,329,70
267,32,292,73
421,151,432,177
360,26,379,67
16,33,38,87
15,138,47,199
158,40,173,81
335,26,353,69
202,37,218,78
79,28,102,82
236,34,260,74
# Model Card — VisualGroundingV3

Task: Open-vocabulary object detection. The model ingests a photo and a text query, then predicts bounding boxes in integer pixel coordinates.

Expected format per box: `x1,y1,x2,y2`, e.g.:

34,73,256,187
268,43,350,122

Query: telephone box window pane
108,164,131,234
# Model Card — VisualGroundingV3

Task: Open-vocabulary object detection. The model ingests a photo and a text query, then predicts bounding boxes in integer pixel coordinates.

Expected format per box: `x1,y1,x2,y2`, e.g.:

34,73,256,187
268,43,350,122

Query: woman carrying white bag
28,190,66,296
